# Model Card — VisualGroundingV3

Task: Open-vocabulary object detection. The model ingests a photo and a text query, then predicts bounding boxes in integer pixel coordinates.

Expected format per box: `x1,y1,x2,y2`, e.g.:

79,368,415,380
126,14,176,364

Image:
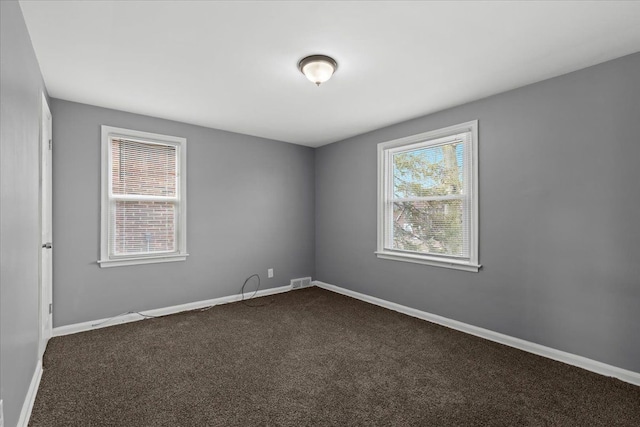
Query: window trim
376,120,480,272
98,126,188,268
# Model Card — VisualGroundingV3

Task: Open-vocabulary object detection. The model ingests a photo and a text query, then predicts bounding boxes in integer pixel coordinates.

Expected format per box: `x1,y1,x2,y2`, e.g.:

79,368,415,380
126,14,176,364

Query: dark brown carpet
30,287,639,426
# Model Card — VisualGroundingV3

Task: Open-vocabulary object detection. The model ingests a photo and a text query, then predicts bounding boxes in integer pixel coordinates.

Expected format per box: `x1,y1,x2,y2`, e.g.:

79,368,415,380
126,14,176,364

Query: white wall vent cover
290,277,312,289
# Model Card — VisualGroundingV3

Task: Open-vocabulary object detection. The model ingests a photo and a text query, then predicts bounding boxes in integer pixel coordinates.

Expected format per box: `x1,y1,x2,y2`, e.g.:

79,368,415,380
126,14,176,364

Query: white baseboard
53,285,292,337
17,360,43,427
313,280,640,387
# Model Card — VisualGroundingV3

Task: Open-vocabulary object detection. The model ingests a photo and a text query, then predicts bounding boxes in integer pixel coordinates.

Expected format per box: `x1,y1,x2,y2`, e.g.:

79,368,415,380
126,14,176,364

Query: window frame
376,120,480,272
99,125,188,268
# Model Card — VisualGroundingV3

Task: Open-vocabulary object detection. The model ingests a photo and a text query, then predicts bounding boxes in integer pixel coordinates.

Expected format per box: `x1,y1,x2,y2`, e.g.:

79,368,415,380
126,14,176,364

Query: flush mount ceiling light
298,55,338,86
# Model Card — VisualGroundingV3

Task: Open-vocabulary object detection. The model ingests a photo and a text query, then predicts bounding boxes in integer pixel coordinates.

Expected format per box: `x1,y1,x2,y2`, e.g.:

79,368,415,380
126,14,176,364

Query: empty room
2,1,640,426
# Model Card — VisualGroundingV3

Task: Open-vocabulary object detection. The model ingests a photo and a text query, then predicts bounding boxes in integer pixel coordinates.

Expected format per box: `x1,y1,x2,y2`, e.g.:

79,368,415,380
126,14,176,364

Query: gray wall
315,52,640,373
51,100,315,327
0,1,48,425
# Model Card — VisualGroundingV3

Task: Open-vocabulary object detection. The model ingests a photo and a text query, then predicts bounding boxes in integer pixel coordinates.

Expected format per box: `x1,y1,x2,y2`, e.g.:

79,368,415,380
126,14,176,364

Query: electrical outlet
267,268,274,278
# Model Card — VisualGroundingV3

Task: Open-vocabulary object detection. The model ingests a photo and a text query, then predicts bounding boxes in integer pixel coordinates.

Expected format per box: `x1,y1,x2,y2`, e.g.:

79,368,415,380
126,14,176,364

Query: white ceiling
20,1,640,147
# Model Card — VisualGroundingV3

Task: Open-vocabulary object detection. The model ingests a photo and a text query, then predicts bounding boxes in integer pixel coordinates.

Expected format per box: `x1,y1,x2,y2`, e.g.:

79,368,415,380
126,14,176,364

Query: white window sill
98,254,189,268
375,251,481,272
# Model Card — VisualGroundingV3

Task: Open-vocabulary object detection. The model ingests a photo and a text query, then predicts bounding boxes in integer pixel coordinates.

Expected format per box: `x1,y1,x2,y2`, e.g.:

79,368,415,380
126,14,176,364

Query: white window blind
100,126,187,267
389,133,470,258
110,138,178,256
377,121,479,272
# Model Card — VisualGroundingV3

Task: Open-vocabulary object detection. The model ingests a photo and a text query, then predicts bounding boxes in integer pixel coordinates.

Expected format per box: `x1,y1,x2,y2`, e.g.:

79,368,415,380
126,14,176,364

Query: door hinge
49,303,52,314
48,139,52,150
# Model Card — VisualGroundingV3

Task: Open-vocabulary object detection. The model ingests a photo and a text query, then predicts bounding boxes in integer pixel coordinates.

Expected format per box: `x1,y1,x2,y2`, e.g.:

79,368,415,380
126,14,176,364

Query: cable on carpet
91,310,160,328
91,274,271,327
240,273,273,307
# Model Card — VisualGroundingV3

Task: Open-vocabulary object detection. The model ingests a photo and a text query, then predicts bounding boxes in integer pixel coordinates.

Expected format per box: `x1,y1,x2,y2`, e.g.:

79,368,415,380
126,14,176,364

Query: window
99,126,187,267
376,121,479,272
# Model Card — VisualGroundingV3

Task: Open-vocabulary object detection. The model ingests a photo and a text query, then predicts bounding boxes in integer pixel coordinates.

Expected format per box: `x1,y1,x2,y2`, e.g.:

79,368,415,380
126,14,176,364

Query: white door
39,94,53,358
